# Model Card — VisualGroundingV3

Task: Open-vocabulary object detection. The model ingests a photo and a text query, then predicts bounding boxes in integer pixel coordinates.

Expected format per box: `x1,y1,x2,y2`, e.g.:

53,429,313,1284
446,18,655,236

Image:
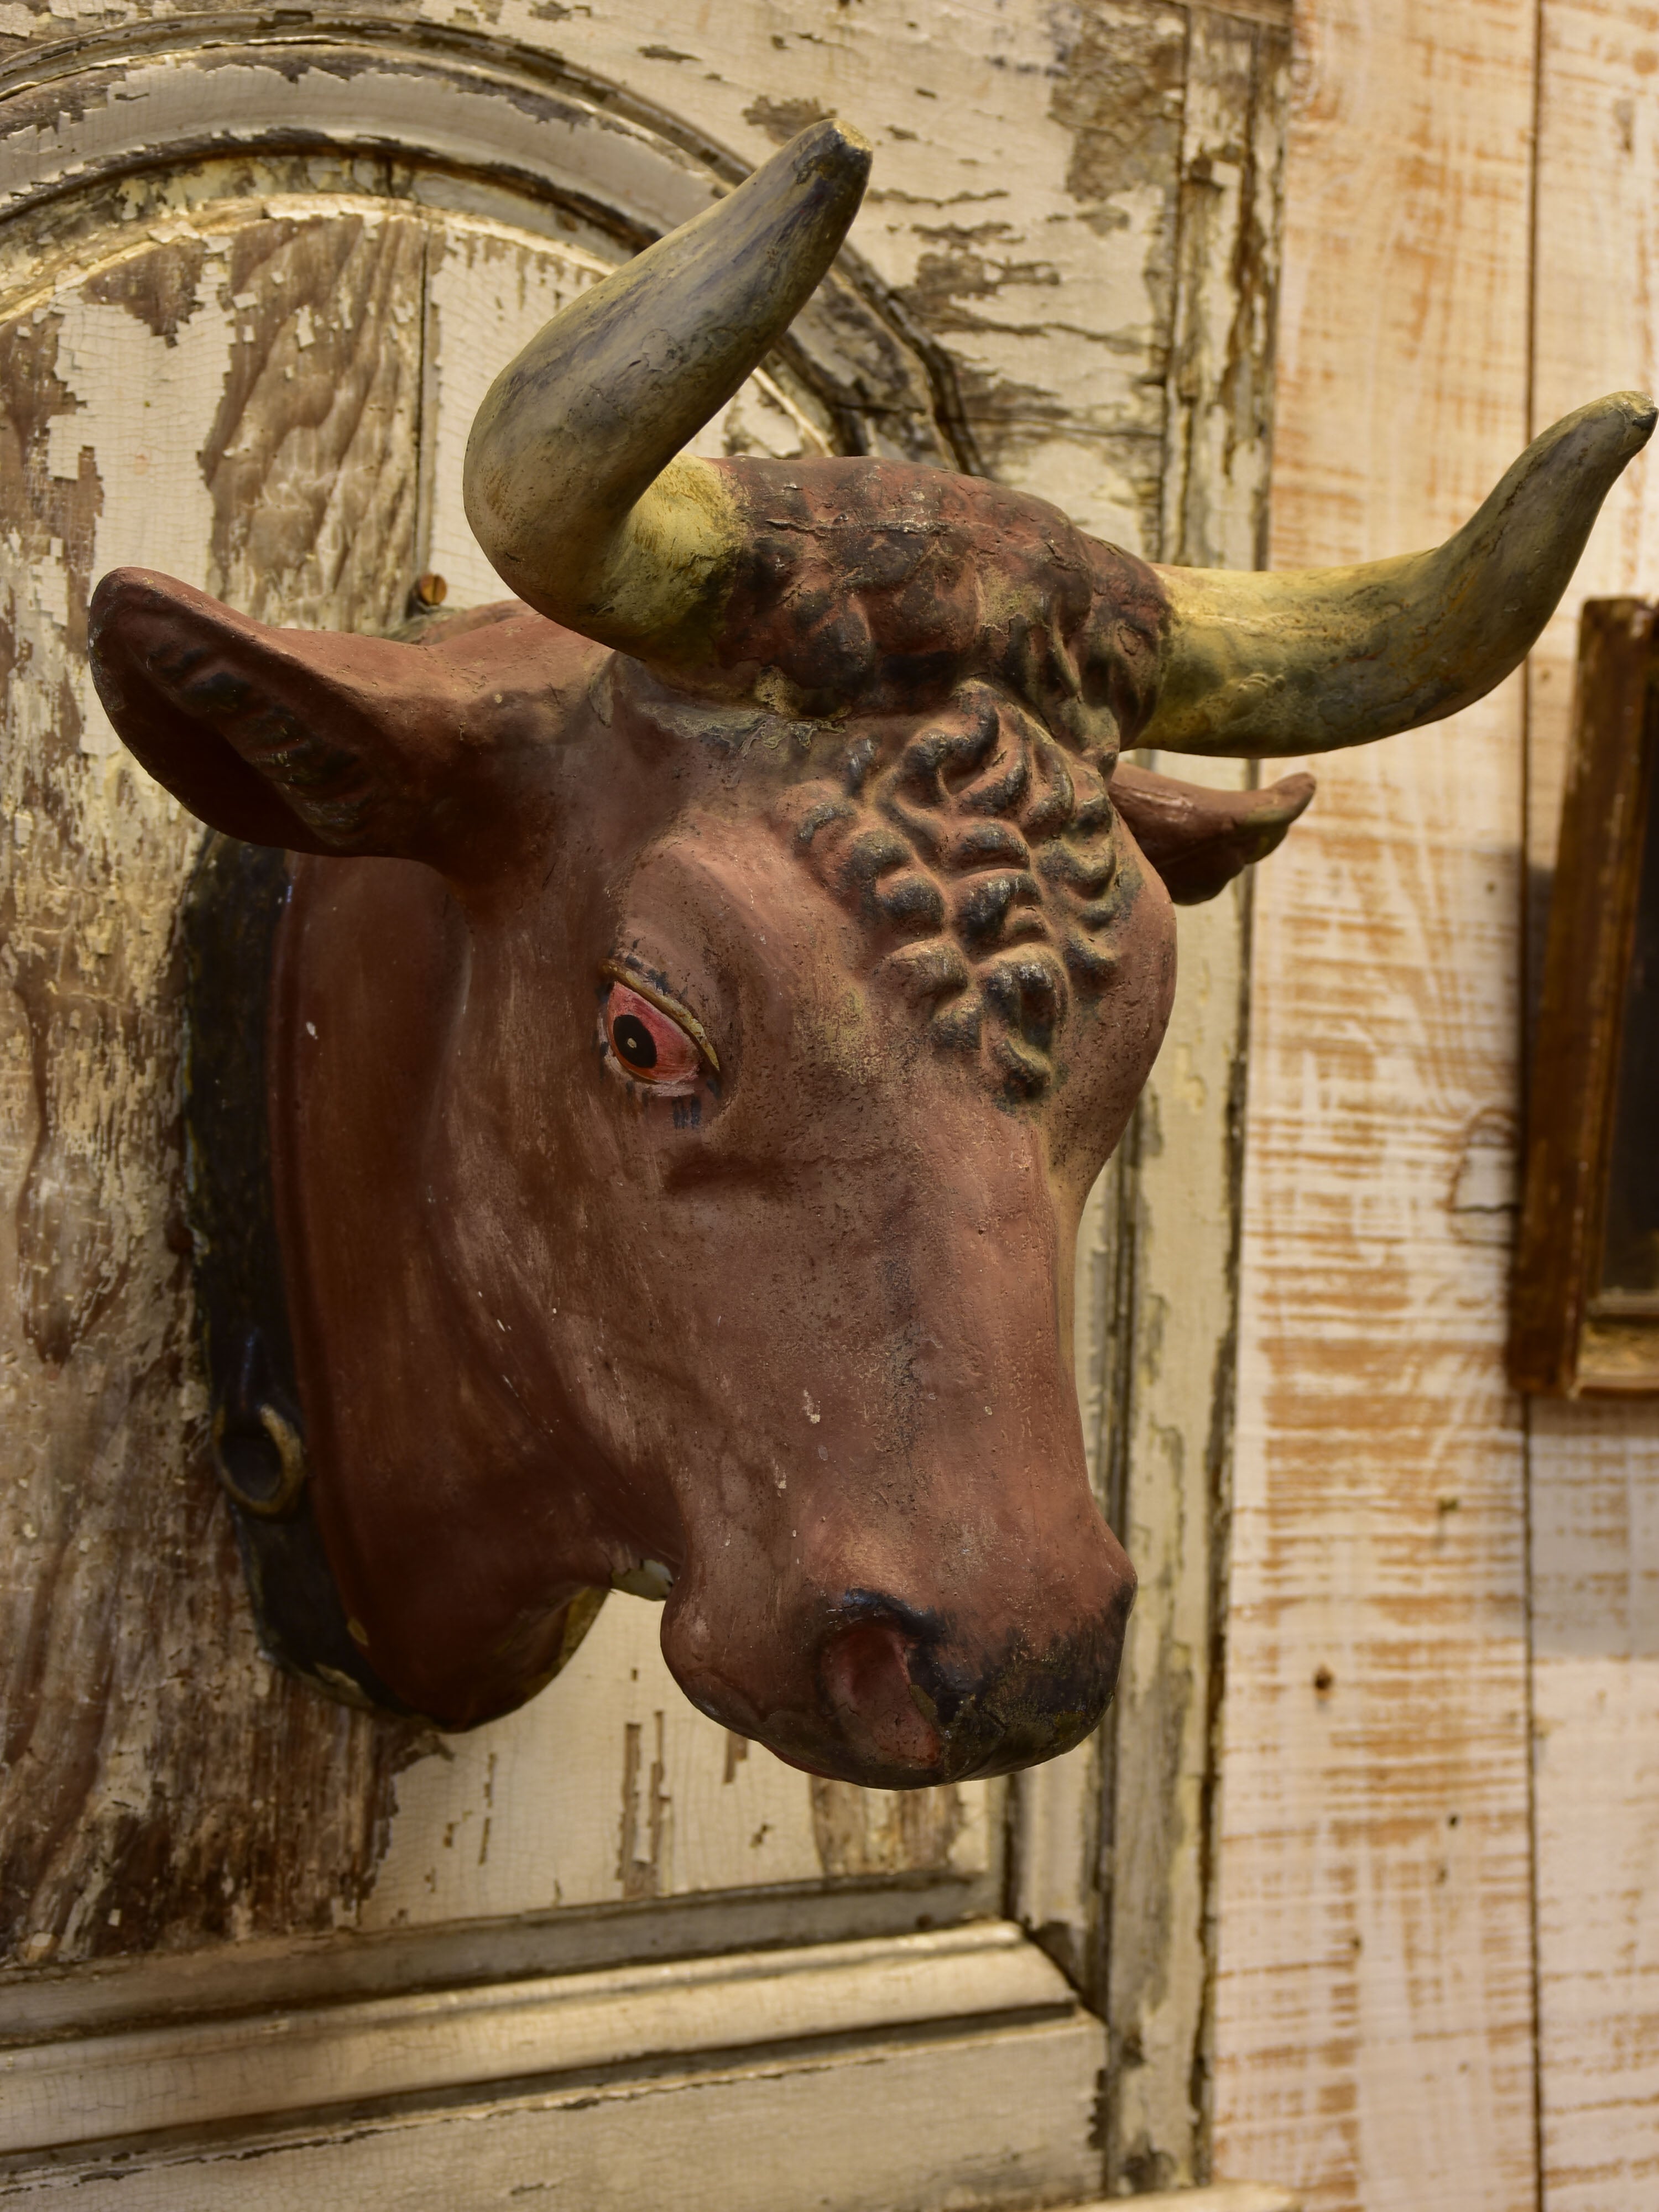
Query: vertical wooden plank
1211,3,1541,2207
1526,2,1659,902
1161,4,1286,578
1529,1399,1659,2211
1101,7,1289,2192
1528,9,1659,2204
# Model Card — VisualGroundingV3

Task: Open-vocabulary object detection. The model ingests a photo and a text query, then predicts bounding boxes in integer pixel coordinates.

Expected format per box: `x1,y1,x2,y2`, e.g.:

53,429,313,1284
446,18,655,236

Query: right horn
463,119,870,668
1139,392,1656,757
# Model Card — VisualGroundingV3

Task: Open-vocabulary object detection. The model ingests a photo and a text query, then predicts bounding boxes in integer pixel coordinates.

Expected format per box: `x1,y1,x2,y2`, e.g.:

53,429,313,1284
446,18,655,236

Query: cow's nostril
820,1615,942,1773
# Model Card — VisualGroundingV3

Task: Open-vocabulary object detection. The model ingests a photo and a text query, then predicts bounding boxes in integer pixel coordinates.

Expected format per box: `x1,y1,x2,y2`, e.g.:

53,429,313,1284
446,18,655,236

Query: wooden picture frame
1512,598,1659,1396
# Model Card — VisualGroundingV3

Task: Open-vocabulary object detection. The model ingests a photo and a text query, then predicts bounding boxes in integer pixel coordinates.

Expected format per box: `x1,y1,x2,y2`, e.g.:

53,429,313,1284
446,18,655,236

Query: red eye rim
599,963,718,1092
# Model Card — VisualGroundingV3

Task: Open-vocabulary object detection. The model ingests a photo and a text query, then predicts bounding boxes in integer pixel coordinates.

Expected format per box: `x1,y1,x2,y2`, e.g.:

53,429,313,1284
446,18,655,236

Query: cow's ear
88,568,533,864
1113,761,1314,905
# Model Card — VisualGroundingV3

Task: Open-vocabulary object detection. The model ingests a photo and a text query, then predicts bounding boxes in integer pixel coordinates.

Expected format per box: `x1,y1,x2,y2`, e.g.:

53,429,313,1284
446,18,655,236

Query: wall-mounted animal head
87,124,1652,1786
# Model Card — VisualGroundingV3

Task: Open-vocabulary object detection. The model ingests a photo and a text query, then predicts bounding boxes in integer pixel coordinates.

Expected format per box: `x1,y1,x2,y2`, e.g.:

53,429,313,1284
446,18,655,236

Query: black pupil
613,1012,658,1071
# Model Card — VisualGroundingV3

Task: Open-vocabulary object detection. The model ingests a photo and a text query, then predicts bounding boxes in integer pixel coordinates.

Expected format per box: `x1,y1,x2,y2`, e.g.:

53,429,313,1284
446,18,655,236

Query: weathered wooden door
0,7,1290,2205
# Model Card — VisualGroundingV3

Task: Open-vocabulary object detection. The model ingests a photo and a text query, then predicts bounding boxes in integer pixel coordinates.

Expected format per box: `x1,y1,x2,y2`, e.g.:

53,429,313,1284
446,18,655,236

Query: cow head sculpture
87,124,1652,1786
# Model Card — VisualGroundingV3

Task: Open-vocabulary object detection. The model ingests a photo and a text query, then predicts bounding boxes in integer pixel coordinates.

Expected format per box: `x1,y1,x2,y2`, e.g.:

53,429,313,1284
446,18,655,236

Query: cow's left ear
88,568,556,866
1112,761,1314,905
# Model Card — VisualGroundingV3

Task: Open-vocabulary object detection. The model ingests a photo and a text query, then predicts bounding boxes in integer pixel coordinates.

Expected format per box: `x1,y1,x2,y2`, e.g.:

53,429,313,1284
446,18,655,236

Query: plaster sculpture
86,122,1652,1786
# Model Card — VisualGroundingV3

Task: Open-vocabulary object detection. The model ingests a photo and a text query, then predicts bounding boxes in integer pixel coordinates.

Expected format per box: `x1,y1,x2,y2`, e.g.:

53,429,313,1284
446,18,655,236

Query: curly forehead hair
778,679,1144,1100
672,459,1168,1100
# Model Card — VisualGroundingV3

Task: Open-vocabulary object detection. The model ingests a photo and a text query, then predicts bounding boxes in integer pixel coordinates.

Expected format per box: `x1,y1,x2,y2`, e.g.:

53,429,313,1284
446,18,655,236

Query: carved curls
782,681,1138,1099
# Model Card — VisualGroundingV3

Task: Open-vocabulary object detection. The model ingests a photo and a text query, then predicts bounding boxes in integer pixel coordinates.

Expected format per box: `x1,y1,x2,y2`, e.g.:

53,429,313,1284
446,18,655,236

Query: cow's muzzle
817,1585,1136,1785
675,1569,1136,1790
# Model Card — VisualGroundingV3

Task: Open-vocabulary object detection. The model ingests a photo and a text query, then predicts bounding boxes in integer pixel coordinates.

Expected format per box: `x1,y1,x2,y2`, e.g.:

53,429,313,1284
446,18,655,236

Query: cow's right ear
88,568,550,866
1112,760,1316,904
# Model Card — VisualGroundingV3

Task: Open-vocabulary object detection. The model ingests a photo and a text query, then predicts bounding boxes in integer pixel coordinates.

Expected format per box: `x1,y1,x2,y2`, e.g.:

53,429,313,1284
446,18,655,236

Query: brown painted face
419,648,1177,1783
87,569,1301,1780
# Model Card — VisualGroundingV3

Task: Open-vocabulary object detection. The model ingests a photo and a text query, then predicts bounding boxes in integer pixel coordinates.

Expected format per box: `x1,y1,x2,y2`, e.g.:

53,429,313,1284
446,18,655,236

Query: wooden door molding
0,17,971,472
0,1927,1106,2204
1,1922,1074,2159
0,19,751,242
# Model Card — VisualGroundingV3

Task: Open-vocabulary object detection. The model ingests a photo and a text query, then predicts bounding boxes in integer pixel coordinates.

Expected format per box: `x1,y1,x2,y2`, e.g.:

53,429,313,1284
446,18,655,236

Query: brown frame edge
1511,596,1659,1396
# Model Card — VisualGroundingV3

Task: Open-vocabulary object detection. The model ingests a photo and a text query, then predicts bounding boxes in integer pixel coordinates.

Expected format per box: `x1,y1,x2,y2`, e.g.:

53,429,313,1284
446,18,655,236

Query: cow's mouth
673,1584,1134,1791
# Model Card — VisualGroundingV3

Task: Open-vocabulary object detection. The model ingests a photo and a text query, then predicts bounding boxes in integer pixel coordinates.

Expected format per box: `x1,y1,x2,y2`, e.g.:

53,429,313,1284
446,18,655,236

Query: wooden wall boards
1217,5,1659,2210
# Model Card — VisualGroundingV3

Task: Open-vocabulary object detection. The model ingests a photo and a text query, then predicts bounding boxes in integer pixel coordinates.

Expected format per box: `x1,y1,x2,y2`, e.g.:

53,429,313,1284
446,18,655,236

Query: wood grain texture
360,1589,992,1928
1526,0,1659,904
1530,1397,1659,2212
1010,7,1288,2107
1161,8,1285,577
1528,7,1659,2201
526,0,1207,543
1210,3,1540,2206
0,220,426,1975
963,30,1290,2197
204,212,425,631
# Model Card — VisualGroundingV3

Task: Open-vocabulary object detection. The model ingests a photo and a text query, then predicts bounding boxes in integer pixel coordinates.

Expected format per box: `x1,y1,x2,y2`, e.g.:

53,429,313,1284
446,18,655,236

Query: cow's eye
603,979,704,1089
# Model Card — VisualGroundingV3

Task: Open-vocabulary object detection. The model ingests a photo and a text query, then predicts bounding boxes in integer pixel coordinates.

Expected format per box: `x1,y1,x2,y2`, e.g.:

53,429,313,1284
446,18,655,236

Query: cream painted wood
1212,3,1540,2209
0,1923,1060,2154
1014,30,1287,2194
0,1878,1001,2050
1105,765,1248,2189
1526,14,1659,2211
366,1592,992,1926
0,0,1228,536
0,2016,1108,2211
1525,0,1659,912
1,202,427,1966
1528,1402,1659,2211
510,0,1285,542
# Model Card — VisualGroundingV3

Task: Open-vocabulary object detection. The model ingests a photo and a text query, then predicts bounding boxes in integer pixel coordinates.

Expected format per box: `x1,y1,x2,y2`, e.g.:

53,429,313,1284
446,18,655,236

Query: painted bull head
88,124,1651,1786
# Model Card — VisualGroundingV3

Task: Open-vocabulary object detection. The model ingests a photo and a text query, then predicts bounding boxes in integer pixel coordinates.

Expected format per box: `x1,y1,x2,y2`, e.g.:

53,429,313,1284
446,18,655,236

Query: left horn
463,119,870,664
1139,391,1656,757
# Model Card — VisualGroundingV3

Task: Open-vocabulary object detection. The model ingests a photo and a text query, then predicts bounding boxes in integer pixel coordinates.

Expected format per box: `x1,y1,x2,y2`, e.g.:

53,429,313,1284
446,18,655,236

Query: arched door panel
0,176,990,1972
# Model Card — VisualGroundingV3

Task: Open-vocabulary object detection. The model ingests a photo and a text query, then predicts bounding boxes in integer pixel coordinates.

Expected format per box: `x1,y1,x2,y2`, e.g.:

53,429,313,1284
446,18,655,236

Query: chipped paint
1,232,426,1968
